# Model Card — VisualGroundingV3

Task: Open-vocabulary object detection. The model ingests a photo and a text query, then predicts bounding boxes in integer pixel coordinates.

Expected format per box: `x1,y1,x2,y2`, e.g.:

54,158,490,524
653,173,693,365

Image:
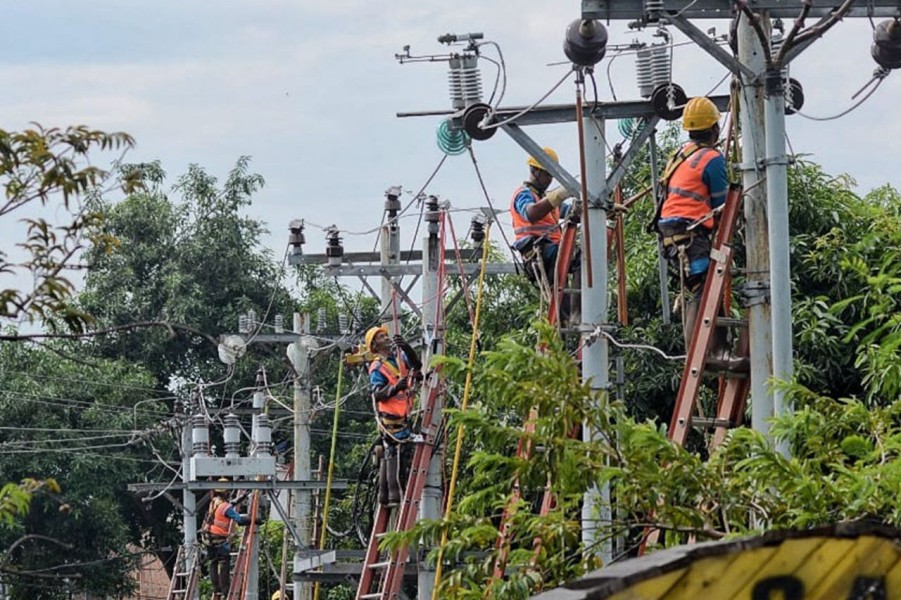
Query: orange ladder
226,492,261,600
355,379,443,600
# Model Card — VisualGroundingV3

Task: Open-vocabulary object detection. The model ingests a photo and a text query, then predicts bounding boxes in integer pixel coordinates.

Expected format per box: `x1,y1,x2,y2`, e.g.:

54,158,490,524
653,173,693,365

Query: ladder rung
692,417,735,428
368,560,391,570
717,317,748,327
703,365,749,377
361,593,384,599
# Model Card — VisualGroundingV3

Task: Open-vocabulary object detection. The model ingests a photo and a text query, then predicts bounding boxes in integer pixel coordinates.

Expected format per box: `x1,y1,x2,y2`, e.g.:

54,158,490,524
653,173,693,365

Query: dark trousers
208,541,231,595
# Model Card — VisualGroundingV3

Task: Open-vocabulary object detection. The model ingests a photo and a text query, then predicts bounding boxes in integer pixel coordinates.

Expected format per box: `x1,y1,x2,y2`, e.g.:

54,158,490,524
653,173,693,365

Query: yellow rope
432,224,492,599
312,361,344,600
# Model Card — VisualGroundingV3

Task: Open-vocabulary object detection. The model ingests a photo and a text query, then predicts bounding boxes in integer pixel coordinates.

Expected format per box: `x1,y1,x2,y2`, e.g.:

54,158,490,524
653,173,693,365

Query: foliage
80,157,293,389
400,319,901,598
0,125,138,333
0,340,167,598
0,479,58,528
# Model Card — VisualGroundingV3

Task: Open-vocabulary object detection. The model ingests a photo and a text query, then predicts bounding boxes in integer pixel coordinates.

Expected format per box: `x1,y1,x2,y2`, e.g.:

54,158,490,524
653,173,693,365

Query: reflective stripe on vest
661,146,719,229
369,358,412,418
209,499,232,537
509,185,561,244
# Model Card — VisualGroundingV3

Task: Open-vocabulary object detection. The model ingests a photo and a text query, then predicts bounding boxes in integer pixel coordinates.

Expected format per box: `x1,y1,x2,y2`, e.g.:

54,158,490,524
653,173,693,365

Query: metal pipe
764,69,793,457
576,85,593,287
292,312,312,600
648,135,671,325
580,112,610,563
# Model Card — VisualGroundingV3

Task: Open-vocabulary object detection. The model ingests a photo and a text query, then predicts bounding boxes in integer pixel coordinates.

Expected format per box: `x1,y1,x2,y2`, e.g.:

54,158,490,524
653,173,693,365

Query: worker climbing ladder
642,183,750,550
356,376,444,600
667,183,750,447
166,544,200,600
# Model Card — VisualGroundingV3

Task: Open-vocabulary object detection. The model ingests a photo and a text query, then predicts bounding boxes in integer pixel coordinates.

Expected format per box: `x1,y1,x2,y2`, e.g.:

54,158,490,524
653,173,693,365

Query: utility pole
418,196,445,600
382,187,402,332
181,402,198,600
763,63,793,457
737,15,776,441
292,313,315,600
580,112,611,563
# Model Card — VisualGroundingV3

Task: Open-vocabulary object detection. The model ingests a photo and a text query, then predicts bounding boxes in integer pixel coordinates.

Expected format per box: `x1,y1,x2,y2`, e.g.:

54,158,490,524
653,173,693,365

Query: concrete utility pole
418,197,445,600
382,187,402,333
581,113,611,563
737,16,776,440
181,408,198,600
293,313,315,600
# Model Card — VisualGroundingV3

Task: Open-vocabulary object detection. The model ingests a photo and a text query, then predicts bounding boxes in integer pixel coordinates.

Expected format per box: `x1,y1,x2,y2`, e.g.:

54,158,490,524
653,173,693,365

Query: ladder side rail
547,221,579,326
491,408,538,579
166,545,185,600
355,505,393,598
711,328,752,449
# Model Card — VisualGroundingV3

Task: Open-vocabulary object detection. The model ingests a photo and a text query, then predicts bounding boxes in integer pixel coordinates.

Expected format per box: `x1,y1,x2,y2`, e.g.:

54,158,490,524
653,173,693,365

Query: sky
2,1,898,265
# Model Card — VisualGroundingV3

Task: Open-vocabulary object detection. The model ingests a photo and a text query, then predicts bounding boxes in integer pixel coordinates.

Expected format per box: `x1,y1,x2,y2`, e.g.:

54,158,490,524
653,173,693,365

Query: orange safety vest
208,498,233,538
509,184,562,245
369,357,412,418
660,143,720,230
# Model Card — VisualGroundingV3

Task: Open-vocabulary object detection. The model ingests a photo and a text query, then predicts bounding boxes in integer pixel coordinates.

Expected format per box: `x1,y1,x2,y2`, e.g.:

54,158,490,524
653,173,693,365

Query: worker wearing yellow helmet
652,96,746,371
510,146,580,320
364,325,422,506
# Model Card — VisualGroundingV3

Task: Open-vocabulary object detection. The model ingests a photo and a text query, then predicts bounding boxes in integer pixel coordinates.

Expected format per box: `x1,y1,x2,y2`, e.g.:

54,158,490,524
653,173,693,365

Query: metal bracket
742,279,770,306
757,155,793,168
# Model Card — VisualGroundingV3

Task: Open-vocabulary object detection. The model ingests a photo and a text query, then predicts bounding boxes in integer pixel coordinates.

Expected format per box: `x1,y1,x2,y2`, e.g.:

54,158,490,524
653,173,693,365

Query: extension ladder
642,183,751,550
166,544,200,600
355,375,444,600
667,183,750,447
226,492,261,600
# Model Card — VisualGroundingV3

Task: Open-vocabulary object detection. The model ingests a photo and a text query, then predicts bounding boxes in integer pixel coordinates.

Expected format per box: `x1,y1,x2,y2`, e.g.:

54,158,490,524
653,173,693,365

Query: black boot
682,293,748,372
384,446,401,506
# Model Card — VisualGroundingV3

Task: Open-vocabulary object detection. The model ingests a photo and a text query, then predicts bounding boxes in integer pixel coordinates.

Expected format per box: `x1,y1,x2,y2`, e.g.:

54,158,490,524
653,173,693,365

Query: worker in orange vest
201,481,252,600
365,326,422,506
510,147,580,322
654,96,747,371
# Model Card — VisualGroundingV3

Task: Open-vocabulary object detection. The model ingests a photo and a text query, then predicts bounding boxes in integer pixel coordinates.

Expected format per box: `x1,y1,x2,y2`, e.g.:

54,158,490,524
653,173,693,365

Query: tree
0,125,137,333
80,157,293,387
0,340,168,598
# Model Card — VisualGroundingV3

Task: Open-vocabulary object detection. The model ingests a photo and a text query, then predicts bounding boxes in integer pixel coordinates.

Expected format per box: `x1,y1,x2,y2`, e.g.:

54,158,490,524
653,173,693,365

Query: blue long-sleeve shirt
369,352,413,391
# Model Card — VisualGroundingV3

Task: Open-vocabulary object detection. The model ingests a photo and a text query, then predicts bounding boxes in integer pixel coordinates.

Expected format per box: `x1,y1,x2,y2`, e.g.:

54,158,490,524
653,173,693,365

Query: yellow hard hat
682,97,720,132
271,592,283,600
213,478,229,494
526,147,559,172
365,326,388,353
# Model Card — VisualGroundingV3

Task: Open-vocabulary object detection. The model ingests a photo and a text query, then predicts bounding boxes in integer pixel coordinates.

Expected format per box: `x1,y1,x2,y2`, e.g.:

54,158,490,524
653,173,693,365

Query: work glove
545,186,574,208
393,378,409,393
255,515,266,525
